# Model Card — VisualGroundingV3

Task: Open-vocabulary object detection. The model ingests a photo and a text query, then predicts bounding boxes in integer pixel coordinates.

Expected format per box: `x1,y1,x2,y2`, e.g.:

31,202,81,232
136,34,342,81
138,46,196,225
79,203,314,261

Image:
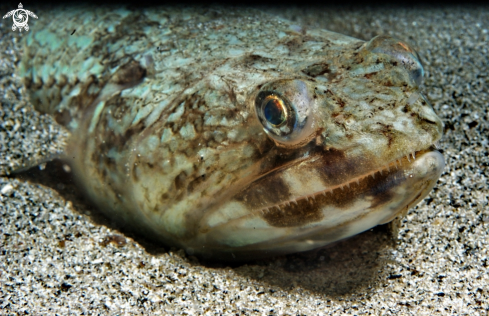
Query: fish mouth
197,144,444,258
256,144,443,218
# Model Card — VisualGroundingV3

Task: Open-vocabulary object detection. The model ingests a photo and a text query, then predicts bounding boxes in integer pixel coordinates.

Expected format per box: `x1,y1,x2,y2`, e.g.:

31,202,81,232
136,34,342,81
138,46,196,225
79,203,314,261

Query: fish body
20,6,444,260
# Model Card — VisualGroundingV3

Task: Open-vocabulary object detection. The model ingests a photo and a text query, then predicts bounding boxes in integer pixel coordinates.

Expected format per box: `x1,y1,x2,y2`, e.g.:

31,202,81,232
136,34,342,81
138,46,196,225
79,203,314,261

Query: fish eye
256,92,296,139
366,35,424,86
263,95,288,127
255,80,315,147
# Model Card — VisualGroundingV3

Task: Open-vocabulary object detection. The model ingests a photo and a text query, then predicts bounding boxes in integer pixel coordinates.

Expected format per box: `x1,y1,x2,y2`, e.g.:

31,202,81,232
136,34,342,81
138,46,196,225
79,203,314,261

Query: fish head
194,35,444,259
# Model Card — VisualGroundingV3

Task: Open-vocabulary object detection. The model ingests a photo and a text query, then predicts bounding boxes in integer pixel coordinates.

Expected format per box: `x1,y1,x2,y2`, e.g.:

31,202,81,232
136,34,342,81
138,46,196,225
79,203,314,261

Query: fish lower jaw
192,146,443,259
255,145,442,216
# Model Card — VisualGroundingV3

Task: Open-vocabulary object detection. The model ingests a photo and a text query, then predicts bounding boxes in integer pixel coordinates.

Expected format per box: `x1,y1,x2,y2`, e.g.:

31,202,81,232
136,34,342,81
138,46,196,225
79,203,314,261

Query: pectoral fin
0,102,70,176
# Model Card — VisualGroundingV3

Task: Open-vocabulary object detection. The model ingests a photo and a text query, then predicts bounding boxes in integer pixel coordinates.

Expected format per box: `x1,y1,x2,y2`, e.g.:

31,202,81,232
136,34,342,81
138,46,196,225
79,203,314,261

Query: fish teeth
412,152,416,160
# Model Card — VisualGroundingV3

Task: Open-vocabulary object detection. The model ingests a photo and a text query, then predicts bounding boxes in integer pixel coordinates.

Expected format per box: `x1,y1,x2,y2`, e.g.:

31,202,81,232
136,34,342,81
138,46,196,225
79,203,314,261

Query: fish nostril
422,118,438,125
416,94,442,127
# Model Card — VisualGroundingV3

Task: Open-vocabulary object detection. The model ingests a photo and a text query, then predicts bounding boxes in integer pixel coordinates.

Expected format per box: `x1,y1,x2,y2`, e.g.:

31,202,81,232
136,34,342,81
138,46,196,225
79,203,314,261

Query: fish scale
19,6,444,260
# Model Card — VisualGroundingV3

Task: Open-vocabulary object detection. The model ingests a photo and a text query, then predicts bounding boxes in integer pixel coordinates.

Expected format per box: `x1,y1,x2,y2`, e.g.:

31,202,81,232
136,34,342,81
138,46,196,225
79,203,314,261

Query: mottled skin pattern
20,6,444,260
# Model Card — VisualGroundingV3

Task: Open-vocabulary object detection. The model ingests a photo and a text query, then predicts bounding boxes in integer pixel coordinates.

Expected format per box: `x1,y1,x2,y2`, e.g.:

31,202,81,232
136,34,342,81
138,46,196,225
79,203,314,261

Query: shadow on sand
230,225,396,296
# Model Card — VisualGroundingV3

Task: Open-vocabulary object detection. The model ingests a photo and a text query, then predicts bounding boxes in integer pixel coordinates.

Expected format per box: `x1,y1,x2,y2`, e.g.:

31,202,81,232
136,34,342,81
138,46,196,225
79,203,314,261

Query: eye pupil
264,97,286,126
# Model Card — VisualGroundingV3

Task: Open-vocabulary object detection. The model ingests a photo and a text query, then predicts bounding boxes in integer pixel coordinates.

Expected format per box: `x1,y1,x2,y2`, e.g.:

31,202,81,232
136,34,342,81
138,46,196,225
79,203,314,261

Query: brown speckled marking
302,63,330,77
111,60,146,87
262,199,324,227
236,175,292,208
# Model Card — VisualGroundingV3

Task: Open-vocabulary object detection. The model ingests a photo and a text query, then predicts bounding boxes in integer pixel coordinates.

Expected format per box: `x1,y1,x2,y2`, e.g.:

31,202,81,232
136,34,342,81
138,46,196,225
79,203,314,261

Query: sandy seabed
1,4,488,315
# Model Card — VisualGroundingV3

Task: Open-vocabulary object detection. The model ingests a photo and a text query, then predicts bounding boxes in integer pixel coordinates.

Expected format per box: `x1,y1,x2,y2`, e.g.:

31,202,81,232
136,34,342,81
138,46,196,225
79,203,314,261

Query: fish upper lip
254,144,440,214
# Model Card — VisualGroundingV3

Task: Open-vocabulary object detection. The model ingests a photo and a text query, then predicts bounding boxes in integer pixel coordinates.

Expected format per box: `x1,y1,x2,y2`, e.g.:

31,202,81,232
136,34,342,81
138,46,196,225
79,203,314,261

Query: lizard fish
19,6,444,260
